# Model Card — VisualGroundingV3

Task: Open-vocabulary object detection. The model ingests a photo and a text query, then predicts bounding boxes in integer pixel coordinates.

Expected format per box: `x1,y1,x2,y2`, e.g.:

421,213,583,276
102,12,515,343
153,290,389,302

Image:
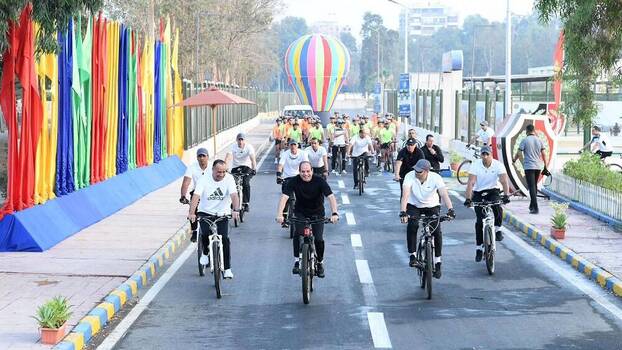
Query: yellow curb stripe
613,283,622,297
559,249,568,260
149,263,156,278
549,242,558,253
65,332,85,349
583,264,593,277
82,315,101,335
128,280,138,296
539,236,547,246
571,258,579,268
98,302,115,320
596,272,611,287
110,290,127,306
164,248,170,259
140,270,147,286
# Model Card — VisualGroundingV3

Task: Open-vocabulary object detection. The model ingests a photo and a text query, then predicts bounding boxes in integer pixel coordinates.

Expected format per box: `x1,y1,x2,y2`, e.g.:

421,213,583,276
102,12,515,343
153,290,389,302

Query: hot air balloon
284,34,350,125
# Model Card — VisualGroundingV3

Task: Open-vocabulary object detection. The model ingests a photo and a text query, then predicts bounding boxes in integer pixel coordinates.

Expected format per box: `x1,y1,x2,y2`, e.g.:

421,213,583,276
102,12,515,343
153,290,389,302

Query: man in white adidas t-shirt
189,160,240,279
348,128,374,189
277,139,309,227
225,133,257,210
399,159,455,278
180,147,210,242
305,137,329,179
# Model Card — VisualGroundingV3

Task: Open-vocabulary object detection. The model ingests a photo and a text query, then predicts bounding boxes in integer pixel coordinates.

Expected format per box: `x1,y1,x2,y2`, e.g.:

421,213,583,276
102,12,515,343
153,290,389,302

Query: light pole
388,0,409,73
470,24,495,88
505,0,512,117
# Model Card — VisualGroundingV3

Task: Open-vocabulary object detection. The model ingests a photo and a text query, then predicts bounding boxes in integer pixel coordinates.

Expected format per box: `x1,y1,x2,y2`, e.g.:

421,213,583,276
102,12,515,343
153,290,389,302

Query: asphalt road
107,149,622,350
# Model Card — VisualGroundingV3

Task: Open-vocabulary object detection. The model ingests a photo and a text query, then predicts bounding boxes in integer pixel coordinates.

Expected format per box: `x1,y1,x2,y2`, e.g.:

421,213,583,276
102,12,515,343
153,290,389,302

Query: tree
536,0,622,128
0,0,102,55
340,30,359,92
271,16,308,90
359,12,385,92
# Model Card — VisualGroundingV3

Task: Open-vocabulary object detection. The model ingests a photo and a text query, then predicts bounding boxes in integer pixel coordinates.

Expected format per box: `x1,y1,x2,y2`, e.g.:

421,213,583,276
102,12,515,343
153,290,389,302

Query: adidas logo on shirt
207,187,225,200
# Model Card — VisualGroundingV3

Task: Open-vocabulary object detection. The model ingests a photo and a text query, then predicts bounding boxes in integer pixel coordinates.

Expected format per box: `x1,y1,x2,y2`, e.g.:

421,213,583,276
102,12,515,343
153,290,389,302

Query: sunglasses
481,152,491,156
415,169,424,174
197,154,207,158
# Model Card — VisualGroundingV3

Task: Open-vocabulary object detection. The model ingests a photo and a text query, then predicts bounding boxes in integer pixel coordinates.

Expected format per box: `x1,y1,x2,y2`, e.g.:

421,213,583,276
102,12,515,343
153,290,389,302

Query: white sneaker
274,158,278,164
199,254,209,266
223,269,234,279
342,170,347,175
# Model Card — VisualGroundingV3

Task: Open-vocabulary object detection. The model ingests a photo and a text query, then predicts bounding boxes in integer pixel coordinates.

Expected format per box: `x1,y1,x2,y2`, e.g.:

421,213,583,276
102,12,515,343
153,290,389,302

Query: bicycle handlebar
472,200,504,207
196,215,232,224
406,214,452,222
287,216,334,225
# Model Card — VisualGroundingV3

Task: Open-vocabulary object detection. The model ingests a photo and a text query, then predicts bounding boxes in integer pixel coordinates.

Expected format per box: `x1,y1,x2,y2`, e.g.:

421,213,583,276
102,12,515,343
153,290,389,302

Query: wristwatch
233,208,241,212
332,212,339,216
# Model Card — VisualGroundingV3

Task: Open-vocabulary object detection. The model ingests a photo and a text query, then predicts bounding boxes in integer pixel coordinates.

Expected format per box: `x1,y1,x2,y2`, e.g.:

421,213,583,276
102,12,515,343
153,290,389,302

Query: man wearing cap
586,125,613,159
277,140,309,227
512,124,548,214
464,146,511,262
399,159,455,278
309,118,325,144
180,147,210,242
225,133,257,212
305,137,329,179
287,121,303,145
394,138,425,193
475,120,495,146
348,128,374,189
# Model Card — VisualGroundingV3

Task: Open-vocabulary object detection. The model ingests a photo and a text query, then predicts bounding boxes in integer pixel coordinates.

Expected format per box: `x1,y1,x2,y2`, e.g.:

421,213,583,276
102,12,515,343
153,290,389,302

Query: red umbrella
174,86,256,154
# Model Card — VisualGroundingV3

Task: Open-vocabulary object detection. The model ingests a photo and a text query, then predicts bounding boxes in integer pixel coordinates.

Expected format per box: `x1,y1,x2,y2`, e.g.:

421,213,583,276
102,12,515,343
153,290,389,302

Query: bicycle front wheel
212,241,222,299
358,168,364,196
425,241,433,300
607,163,622,172
484,226,495,275
417,243,425,289
301,243,311,304
457,160,472,185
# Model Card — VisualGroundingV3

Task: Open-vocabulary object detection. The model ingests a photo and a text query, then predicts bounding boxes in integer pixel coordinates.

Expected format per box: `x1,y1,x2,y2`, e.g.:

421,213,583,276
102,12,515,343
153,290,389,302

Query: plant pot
450,163,459,172
40,322,67,345
550,227,566,240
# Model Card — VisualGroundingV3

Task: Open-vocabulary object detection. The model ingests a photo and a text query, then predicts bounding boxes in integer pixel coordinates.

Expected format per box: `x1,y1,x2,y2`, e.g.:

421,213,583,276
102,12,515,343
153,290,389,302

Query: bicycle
288,216,333,304
352,155,373,196
196,215,231,299
406,214,451,300
457,144,481,185
471,200,504,275
333,145,347,174
380,141,395,173
231,170,254,227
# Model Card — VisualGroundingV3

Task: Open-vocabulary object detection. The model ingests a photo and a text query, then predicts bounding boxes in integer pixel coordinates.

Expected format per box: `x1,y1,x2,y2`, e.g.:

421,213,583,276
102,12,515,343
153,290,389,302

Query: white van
282,105,313,118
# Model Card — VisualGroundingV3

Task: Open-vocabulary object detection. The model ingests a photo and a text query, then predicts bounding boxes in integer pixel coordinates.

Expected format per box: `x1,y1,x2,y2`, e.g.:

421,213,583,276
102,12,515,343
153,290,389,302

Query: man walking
512,124,548,214
422,134,444,173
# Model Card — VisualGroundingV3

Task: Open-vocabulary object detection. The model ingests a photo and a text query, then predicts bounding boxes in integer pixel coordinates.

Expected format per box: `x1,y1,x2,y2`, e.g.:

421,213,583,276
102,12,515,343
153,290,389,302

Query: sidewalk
0,121,273,350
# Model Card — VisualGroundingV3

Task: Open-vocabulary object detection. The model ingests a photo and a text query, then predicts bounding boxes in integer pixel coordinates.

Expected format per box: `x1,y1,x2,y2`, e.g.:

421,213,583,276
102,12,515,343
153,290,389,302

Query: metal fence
455,89,504,142
182,80,297,149
548,172,622,221
412,89,443,133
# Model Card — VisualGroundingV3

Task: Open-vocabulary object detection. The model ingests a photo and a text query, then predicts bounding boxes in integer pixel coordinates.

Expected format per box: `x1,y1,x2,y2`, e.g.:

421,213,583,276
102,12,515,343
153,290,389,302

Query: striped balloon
284,34,350,112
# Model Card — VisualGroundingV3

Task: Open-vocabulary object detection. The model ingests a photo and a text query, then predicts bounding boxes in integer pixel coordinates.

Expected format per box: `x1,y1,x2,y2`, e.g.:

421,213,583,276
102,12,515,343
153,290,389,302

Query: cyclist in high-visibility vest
272,118,284,164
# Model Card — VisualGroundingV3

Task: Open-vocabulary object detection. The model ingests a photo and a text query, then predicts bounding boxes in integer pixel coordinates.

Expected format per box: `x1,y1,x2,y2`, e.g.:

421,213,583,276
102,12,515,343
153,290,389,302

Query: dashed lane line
355,259,374,284
338,180,345,189
367,312,393,349
345,211,356,225
341,193,350,205
351,234,363,248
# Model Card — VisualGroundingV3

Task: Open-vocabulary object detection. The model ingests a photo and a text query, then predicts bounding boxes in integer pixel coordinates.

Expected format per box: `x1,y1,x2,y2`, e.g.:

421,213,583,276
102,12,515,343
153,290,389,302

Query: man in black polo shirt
394,138,425,194
276,161,339,278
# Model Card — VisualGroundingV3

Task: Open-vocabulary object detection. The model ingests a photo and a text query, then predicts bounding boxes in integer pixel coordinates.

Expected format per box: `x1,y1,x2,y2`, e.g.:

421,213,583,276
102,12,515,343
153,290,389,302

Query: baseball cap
288,139,298,145
480,120,488,126
593,125,602,131
406,138,417,146
196,147,209,157
413,159,431,172
480,145,492,155
236,133,245,140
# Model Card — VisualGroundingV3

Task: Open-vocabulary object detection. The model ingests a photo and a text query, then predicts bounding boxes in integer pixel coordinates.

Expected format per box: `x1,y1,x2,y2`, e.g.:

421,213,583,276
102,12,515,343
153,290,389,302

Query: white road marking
338,180,345,189
341,193,350,205
367,312,393,349
257,141,274,169
449,190,465,202
97,244,195,350
502,227,622,322
351,234,363,248
355,259,374,284
345,211,356,225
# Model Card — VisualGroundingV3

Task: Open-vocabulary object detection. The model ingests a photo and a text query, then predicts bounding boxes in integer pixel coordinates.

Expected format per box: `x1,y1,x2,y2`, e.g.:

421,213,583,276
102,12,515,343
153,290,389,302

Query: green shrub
562,152,622,193
32,296,72,329
450,150,462,164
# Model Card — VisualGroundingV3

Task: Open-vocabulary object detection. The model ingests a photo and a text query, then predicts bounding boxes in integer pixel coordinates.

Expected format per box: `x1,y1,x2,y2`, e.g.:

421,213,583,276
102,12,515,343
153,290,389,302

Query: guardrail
547,172,622,221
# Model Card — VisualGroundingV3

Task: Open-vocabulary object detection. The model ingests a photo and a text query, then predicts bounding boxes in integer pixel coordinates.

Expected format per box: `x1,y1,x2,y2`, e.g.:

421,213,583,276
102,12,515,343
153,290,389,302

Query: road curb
502,210,622,299
53,225,190,350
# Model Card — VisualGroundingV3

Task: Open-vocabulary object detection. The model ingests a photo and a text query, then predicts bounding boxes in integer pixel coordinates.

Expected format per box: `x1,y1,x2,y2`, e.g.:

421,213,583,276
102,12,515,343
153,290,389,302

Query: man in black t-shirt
394,138,425,194
421,134,444,172
276,161,339,278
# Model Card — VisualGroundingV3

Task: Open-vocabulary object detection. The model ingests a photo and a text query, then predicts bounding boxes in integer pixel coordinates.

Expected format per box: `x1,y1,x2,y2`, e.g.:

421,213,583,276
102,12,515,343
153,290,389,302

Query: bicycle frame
197,216,228,273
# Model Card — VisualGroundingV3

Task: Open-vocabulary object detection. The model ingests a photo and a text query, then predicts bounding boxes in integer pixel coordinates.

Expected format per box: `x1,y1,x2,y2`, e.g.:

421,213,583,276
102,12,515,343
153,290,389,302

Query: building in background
399,0,459,37
310,19,352,38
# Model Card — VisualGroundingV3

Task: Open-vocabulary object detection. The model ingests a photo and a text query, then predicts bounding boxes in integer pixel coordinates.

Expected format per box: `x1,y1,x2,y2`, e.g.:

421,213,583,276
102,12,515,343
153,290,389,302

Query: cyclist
349,116,361,139
362,115,373,131
276,161,339,278
306,137,329,179
474,120,495,146
586,125,613,159
271,118,284,164
401,128,423,149
463,146,511,262
188,159,241,279
180,147,210,242
348,128,374,189
225,133,257,212
308,117,325,144
399,159,455,278
331,119,349,174
394,138,424,193
277,140,309,227
378,120,395,170
287,121,303,145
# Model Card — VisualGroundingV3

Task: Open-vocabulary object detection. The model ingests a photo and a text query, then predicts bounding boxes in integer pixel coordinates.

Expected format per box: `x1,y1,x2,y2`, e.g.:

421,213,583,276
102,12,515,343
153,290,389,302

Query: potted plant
32,296,72,345
550,202,569,239
449,151,462,172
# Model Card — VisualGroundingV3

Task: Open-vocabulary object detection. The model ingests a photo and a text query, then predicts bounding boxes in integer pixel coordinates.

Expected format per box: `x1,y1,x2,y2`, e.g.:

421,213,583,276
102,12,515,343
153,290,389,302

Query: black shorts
596,150,612,159
275,139,282,145
380,142,391,150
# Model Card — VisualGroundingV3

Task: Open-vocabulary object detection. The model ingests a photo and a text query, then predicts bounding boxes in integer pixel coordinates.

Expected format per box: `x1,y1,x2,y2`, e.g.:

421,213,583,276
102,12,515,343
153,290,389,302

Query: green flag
71,17,83,188
80,16,93,187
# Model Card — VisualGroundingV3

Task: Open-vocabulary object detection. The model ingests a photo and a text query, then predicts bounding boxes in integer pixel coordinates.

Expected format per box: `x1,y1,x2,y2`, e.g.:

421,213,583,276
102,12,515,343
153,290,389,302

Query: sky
278,0,535,40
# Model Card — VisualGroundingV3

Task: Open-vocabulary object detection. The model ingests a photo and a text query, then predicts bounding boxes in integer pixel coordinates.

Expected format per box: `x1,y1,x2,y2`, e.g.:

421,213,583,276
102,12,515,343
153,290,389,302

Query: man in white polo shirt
225,133,257,211
464,146,511,262
399,159,455,278
305,137,329,179
348,128,374,189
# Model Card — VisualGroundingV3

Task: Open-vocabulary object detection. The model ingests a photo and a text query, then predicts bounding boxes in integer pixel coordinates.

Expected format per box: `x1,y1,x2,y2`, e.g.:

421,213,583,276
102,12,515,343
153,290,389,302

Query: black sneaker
243,203,249,213
190,230,197,243
495,230,504,242
292,261,300,275
409,254,418,267
316,262,325,278
353,183,358,190
282,222,289,229
475,249,483,262
433,263,442,279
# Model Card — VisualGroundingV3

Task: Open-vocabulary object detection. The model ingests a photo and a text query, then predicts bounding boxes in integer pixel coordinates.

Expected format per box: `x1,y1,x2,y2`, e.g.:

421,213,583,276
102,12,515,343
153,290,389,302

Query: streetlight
470,24,495,87
505,0,512,117
387,0,409,74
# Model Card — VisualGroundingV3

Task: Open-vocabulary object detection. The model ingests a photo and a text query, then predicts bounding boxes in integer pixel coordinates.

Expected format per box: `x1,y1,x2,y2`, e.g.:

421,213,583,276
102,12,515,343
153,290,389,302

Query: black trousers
353,153,370,185
524,169,541,211
473,189,503,246
282,177,295,217
189,190,198,231
293,217,325,261
331,145,347,171
313,166,327,180
406,204,442,257
231,166,252,204
198,213,231,269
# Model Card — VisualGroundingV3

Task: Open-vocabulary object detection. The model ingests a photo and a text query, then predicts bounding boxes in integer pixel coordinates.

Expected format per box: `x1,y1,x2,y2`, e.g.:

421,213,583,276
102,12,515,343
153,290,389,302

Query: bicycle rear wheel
484,225,495,275
212,241,222,299
197,234,205,277
457,160,472,185
425,241,433,300
607,163,622,172
301,243,311,304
